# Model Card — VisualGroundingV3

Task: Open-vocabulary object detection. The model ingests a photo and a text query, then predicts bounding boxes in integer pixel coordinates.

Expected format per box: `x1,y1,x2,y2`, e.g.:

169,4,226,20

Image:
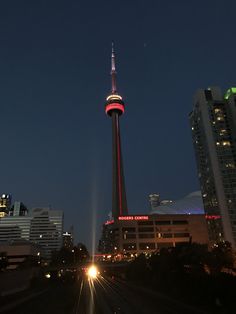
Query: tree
0,252,8,271
51,243,90,266
206,241,234,274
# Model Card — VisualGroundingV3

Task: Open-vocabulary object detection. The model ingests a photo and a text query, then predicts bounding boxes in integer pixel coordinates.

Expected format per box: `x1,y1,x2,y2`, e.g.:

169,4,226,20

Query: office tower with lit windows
189,87,236,247
105,45,128,219
0,194,11,216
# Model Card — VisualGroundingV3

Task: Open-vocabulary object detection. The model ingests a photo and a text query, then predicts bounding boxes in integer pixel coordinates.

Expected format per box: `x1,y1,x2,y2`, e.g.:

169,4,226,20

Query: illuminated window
226,163,235,168
123,243,136,250
124,234,136,239
220,129,227,136
139,243,155,250
222,141,231,146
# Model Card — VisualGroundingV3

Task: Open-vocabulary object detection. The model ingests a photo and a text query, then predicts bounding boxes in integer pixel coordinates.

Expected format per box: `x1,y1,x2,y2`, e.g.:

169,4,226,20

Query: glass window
122,227,136,233
174,233,190,238
123,243,136,250
172,220,188,225
138,227,154,232
138,233,154,239
155,221,171,225
139,243,155,250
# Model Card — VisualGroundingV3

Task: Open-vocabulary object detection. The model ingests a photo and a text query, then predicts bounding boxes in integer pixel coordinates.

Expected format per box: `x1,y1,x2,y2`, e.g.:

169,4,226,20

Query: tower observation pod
105,44,128,219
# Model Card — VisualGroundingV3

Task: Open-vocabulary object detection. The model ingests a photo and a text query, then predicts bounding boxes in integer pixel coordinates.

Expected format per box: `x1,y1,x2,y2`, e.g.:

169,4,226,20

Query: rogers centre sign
118,215,149,221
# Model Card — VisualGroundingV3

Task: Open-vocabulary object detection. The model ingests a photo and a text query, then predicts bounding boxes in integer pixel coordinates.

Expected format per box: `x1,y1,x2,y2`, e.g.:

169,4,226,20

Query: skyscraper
105,44,128,219
0,194,11,216
189,87,236,248
0,207,63,259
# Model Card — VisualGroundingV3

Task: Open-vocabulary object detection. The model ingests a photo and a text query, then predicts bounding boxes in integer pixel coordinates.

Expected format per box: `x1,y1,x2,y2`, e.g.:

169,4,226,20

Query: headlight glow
87,265,98,279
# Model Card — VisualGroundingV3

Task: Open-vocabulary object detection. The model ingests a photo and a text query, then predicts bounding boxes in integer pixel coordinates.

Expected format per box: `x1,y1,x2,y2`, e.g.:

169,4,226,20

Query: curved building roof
150,191,204,215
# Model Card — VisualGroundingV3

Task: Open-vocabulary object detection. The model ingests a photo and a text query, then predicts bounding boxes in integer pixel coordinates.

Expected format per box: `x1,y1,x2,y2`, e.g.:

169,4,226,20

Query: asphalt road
73,275,206,314
1,275,207,314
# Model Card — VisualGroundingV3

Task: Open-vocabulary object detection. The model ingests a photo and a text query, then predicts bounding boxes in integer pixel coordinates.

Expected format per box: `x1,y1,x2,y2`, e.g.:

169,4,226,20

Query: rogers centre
98,213,209,260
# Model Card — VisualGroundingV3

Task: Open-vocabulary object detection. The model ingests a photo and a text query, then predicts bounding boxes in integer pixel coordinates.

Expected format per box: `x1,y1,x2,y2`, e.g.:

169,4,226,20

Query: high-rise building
149,194,160,209
189,87,236,248
0,207,63,259
9,201,28,216
105,44,128,219
29,208,63,259
63,231,73,248
0,194,11,216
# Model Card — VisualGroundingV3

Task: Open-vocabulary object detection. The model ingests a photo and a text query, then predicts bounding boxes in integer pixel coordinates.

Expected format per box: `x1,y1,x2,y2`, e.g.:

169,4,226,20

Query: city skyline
1,1,236,247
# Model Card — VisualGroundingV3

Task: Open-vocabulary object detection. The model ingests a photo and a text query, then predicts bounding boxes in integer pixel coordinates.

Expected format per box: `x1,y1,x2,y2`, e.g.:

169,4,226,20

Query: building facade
189,87,236,247
0,194,11,217
99,214,209,258
0,208,63,260
0,241,42,270
62,231,73,248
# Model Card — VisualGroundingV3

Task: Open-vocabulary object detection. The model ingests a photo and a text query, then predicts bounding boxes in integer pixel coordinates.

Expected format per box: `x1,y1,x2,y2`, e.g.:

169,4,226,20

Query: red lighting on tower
105,43,128,219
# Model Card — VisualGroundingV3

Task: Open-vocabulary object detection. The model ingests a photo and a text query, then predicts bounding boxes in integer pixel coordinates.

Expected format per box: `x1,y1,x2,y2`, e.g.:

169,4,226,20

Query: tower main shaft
105,45,128,219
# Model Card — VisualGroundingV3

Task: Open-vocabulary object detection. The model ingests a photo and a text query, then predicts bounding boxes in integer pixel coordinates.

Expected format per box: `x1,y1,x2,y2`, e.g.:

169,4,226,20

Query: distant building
0,241,42,270
9,201,28,217
0,216,31,242
99,214,209,258
63,231,73,248
150,191,204,215
0,194,11,216
149,194,160,209
0,208,63,260
189,87,236,247
29,208,63,260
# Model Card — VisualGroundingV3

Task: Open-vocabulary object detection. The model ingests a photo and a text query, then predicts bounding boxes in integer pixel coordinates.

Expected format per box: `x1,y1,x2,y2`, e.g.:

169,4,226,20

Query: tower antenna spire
111,42,117,94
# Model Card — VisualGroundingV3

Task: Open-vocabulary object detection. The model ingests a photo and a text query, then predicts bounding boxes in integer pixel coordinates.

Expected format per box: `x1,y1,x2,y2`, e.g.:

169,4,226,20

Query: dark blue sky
1,0,236,249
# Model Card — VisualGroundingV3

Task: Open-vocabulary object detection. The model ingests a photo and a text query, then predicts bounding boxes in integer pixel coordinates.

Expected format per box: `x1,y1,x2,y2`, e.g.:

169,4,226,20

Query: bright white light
87,265,98,279
45,273,51,279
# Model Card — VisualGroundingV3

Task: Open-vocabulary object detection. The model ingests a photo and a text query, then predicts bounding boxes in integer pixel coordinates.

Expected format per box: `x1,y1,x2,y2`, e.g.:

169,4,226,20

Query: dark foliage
126,242,236,312
51,243,89,266
0,252,8,271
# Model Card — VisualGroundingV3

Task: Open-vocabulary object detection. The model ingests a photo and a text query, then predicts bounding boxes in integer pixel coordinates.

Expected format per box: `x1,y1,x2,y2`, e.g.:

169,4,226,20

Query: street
1,273,207,314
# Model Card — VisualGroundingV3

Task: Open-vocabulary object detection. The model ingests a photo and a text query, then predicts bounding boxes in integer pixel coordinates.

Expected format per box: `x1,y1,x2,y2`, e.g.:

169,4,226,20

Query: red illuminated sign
118,215,149,221
104,220,114,225
105,103,125,114
205,215,221,220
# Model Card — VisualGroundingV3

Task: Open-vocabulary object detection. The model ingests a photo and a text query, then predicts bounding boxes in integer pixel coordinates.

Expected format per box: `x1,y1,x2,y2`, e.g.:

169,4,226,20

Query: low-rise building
99,214,209,259
0,241,42,270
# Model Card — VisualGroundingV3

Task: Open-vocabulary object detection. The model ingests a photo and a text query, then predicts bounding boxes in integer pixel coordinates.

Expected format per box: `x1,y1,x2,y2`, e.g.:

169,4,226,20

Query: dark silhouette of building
62,231,73,248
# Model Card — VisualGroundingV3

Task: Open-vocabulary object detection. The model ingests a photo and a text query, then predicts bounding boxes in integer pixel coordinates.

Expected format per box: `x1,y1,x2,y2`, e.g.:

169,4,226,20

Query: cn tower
105,44,128,219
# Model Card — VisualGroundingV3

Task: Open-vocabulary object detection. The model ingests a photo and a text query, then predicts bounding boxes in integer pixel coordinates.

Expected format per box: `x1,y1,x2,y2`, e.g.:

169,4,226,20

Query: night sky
1,0,236,250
